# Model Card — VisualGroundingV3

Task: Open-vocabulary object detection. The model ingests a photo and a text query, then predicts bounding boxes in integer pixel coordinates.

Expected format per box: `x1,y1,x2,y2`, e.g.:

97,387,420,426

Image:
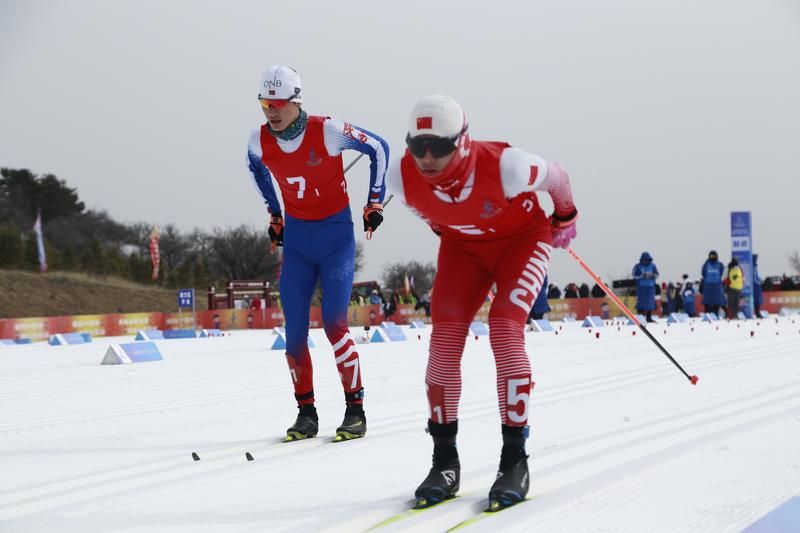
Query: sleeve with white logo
247,128,283,216
323,118,389,205
500,147,575,216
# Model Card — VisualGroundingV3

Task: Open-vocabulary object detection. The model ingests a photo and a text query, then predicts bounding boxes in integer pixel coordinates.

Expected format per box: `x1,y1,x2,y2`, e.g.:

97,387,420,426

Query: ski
191,432,367,463
283,432,316,442
190,434,324,462
365,495,464,531
445,497,532,531
332,430,364,443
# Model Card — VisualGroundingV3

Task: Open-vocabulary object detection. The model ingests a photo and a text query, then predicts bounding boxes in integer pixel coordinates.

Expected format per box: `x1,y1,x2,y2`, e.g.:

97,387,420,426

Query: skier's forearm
247,150,282,215
539,162,575,216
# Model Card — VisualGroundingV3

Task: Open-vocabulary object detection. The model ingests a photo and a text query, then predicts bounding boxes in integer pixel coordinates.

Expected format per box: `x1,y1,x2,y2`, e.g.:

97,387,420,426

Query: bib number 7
286,176,306,199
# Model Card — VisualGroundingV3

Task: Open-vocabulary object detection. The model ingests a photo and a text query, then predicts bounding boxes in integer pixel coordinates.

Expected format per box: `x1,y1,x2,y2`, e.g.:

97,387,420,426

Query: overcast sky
2,0,798,287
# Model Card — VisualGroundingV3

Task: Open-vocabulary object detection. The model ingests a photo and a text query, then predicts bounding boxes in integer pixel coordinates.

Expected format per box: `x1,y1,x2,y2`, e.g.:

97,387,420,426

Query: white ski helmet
407,95,467,138
258,65,303,103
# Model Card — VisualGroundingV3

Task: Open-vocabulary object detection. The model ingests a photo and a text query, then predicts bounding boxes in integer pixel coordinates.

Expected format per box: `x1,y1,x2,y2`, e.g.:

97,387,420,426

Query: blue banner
730,211,754,318
177,289,194,309
101,341,163,365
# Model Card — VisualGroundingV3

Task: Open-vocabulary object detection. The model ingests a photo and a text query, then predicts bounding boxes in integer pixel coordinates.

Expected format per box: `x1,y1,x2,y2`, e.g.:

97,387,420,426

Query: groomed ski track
1,317,798,532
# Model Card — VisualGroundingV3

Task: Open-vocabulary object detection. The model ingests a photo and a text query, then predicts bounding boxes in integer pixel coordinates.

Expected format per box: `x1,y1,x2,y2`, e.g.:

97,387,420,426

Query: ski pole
344,153,382,240
344,152,364,173
566,247,699,385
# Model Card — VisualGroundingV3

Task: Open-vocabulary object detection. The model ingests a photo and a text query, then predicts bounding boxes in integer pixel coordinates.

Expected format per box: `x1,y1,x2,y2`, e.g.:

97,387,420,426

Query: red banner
149,226,160,281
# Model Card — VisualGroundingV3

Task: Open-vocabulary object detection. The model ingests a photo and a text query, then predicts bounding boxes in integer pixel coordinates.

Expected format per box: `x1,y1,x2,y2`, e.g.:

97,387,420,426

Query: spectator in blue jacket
752,254,763,318
633,252,659,322
547,284,562,299
701,250,726,316
682,281,697,317
368,289,382,305
528,275,550,323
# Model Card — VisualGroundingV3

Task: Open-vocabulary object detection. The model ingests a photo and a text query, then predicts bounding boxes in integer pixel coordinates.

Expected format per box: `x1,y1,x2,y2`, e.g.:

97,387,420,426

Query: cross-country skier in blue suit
246,65,389,442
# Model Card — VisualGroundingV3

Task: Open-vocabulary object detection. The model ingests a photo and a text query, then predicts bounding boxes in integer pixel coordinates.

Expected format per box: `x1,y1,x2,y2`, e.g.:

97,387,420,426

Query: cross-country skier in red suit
385,95,578,510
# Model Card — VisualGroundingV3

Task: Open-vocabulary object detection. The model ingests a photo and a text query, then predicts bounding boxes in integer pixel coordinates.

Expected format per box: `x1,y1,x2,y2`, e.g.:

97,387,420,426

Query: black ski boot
334,403,367,442
488,425,530,511
414,420,460,509
284,404,318,442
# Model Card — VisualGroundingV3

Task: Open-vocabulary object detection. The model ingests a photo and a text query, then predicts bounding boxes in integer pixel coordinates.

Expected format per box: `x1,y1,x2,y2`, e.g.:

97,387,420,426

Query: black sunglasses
406,133,460,159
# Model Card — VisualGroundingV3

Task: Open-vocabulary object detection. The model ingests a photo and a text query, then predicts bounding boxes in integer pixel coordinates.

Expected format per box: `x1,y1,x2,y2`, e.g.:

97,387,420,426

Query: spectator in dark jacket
660,282,670,316
578,283,590,298
591,283,605,298
673,282,684,312
752,254,763,317
682,282,697,317
632,251,659,322
726,258,744,319
528,275,550,323
383,290,399,320
701,250,726,316
547,284,562,299
666,282,675,315
564,283,579,298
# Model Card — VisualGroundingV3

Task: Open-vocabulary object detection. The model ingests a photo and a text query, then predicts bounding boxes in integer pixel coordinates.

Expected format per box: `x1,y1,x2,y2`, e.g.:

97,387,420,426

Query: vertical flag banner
730,211,754,318
33,209,47,272
149,225,161,281
403,272,410,295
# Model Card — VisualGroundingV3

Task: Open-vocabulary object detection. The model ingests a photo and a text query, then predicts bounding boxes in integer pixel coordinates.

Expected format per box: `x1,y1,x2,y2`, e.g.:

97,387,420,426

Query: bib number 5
506,377,532,424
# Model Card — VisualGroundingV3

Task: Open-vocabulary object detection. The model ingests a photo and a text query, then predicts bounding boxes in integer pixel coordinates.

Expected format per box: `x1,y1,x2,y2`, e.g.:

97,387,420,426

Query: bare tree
208,225,281,284
354,241,365,276
155,225,185,277
380,260,437,295
790,250,800,275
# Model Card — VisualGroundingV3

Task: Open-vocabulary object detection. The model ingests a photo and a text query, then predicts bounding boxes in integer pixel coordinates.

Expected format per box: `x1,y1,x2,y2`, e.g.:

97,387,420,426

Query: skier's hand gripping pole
566,247,699,385
363,203,383,240
268,215,284,253
341,153,382,241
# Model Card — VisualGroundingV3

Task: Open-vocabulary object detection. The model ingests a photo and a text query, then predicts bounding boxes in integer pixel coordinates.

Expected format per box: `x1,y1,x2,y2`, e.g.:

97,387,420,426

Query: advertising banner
731,211,754,318
3,290,799,343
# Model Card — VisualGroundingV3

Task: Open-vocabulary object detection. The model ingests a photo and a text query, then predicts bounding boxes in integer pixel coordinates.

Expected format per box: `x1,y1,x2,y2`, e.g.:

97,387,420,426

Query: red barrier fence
2,292,798,342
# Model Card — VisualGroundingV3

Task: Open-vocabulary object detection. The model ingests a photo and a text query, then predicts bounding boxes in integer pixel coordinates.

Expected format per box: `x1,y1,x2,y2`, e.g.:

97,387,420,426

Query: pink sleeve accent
538,162,576,216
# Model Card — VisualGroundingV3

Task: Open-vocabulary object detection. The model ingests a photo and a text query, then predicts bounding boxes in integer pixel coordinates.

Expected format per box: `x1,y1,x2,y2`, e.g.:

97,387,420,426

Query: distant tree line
380,260,436,295
0,168,293,289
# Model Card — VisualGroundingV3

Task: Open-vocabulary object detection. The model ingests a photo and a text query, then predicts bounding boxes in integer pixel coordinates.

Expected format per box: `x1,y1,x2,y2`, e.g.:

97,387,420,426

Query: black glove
363,203,383,233
268,215,284,247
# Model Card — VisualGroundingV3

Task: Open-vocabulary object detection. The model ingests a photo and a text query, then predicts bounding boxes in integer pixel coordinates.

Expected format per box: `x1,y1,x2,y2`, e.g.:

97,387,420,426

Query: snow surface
1,317,799,532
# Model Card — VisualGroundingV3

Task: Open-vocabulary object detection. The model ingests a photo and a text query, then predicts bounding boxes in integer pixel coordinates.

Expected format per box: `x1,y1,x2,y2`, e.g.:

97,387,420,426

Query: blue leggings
281,207,362,404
